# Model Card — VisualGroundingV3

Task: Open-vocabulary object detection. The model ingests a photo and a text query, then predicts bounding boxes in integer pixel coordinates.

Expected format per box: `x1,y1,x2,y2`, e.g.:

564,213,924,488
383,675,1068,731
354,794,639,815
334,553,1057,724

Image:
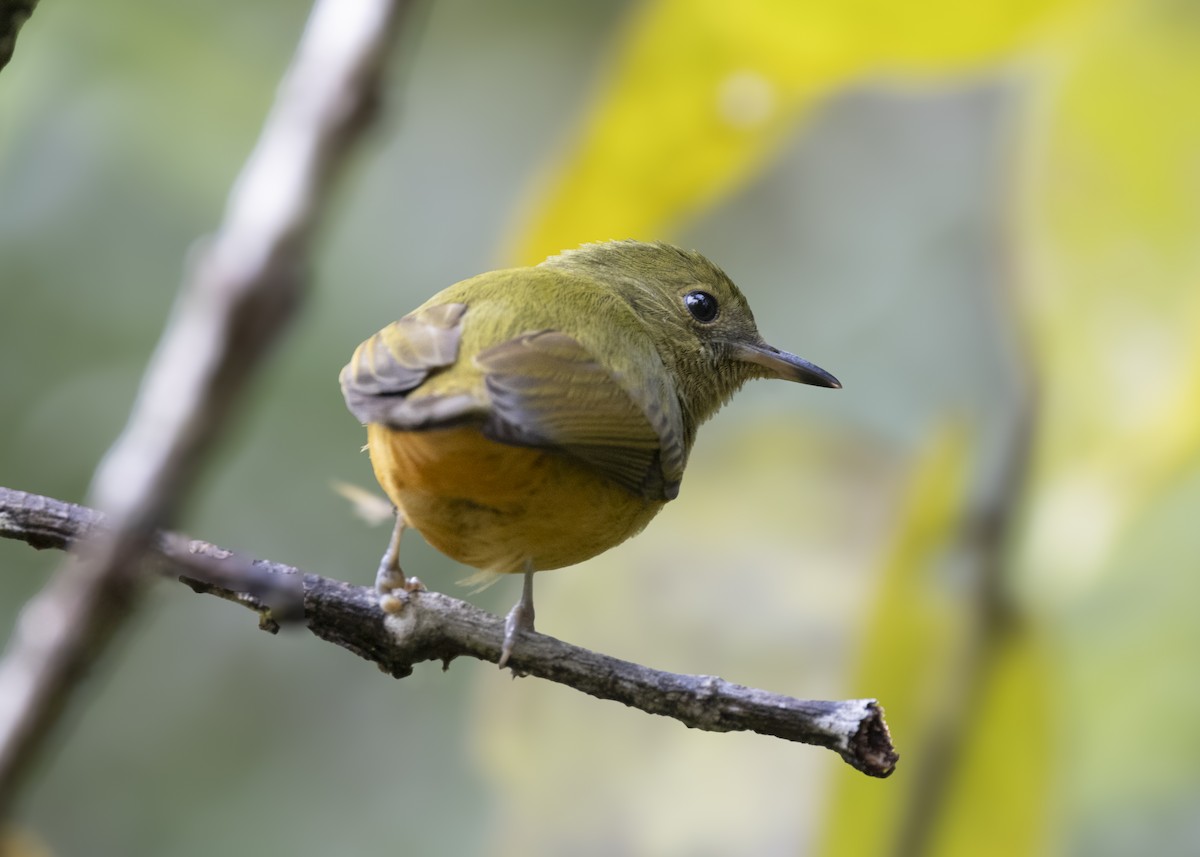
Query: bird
339,240,839,667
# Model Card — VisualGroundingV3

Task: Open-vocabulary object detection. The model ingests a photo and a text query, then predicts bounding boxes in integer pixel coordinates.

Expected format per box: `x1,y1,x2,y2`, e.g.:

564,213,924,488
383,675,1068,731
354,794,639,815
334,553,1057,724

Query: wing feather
477,331,682,501
342,301,687,500
340,302,483,428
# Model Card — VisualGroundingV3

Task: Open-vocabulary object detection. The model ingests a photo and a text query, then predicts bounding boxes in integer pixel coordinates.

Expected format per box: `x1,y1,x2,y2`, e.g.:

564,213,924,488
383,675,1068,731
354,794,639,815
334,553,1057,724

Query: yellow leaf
1019,0,1200,595
817,425,972,857
927,629,1056,857
509,0,1096,264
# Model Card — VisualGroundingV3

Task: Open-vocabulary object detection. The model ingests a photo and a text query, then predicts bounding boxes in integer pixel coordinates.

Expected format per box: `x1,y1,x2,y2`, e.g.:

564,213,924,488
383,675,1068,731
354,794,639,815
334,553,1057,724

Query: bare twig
0,486,900,778
0,0,38,72
0,0,413,815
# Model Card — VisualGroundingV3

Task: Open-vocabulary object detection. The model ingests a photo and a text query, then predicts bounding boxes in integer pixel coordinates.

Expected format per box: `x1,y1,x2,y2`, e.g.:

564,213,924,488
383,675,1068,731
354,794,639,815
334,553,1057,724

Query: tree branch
0,486,899,779
889,100,1040,857
0,0,38,72
0,0,413,815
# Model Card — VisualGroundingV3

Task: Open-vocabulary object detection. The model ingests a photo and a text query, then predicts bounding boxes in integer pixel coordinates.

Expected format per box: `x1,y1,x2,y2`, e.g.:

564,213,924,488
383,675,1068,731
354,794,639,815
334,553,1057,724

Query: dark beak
734,341,841,388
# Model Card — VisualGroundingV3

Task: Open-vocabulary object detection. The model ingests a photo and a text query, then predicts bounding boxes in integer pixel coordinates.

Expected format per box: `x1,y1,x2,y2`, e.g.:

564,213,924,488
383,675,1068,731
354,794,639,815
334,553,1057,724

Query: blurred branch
0,486,900,779
890,160,1041,855
891,409,1036,857
0,0,414,816
0,0,37,72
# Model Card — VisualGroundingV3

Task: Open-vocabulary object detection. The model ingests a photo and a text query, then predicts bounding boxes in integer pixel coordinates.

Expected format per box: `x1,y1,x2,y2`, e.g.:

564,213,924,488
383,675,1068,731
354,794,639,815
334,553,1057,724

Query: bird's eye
684,290,719,323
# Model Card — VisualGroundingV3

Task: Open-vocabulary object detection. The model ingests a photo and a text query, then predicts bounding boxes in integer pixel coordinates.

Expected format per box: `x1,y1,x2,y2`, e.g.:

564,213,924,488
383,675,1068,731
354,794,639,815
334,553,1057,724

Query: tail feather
457,568,505,593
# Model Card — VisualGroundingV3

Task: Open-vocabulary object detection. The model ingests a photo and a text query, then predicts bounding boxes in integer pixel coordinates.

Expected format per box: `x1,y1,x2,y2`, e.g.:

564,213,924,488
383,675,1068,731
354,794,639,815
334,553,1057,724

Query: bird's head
542,240,839,432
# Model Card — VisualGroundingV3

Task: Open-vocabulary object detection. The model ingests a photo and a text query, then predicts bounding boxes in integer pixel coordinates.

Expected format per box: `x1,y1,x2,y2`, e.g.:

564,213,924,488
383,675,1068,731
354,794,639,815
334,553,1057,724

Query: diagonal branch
0,486,899,779
0,0,38,72
0,0,414,816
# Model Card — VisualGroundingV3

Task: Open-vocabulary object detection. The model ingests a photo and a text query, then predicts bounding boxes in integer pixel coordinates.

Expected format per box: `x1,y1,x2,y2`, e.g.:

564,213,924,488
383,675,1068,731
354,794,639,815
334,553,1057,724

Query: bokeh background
2,0,1199,854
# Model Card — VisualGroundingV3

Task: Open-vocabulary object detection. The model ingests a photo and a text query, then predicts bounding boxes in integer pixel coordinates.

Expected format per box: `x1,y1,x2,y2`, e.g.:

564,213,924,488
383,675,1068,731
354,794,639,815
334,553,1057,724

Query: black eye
684,290,719,323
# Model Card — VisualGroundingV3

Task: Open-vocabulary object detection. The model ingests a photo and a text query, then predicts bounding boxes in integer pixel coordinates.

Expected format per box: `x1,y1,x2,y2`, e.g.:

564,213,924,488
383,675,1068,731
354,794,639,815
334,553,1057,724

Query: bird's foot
499,601,534,671
376,567,425,615
375,513,421,615
498,570,536,670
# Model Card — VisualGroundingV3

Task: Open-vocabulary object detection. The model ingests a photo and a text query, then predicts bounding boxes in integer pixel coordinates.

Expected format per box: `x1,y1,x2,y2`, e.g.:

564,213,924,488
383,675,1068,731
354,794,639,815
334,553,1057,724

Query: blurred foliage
1,0,1198,855
927,628,1055,857
818,426,978,857
0,825,54,857
510,0,1091,264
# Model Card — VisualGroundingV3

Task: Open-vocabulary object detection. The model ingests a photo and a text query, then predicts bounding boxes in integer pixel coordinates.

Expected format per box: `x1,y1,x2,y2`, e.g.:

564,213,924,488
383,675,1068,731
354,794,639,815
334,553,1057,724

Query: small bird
340,240,839,667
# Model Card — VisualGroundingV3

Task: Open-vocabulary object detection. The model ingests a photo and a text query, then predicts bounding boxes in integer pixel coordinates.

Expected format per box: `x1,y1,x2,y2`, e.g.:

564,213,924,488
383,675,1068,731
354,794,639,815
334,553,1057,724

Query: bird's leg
376,511,423,614
499,564,536,669
375,511,407,591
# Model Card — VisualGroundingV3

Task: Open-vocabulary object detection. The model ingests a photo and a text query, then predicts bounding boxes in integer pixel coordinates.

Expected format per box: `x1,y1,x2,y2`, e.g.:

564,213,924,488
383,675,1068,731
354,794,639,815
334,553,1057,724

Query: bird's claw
499,599,534,670
377,574,425,615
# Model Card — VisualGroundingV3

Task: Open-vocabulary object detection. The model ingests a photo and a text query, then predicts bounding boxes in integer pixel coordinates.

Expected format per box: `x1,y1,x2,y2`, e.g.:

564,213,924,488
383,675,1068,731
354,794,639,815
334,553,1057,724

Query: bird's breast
366,424,664,574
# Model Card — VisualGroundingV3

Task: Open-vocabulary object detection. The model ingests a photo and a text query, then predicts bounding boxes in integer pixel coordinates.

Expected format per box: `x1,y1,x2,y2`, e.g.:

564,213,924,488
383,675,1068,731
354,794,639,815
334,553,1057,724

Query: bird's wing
477,330,684,501
339,302,486,429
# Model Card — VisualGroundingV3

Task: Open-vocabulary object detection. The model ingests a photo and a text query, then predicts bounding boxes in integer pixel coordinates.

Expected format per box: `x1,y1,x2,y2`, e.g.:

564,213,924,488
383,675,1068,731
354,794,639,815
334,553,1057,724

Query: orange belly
366,424,664,574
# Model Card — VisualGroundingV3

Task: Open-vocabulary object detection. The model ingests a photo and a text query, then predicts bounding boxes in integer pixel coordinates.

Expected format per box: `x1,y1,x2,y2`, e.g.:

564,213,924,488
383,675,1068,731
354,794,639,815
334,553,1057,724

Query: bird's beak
734,341,841,388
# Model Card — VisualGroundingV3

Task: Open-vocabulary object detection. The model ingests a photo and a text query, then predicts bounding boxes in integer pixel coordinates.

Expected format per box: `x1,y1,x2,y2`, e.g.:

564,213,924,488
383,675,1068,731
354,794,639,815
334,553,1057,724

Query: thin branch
890,89,1040,857
0,0,414,815
0,486,899,779
0,0,38,72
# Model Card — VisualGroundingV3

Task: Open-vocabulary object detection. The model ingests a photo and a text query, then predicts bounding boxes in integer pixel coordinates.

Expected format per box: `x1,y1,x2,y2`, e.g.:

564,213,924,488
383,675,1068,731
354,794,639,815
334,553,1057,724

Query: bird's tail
457,568,505,593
